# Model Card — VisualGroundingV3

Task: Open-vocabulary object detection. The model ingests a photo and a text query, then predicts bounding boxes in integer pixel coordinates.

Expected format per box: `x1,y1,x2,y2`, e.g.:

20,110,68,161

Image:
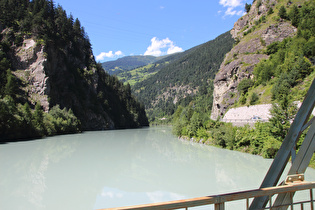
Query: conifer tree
279,6,288,19
269,94,297,140
4,69,17,98
245,3,251,13
289,5,300,27
33,103,45,135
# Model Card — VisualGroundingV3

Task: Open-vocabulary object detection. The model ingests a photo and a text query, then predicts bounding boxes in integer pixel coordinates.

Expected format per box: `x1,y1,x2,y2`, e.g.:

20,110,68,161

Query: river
1,126,314,210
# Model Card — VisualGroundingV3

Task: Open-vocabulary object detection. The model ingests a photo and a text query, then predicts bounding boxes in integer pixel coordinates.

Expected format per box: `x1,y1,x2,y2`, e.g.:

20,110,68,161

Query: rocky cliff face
211,0,297,120
9,36,115,130
5,33,148,130
12,38,50,111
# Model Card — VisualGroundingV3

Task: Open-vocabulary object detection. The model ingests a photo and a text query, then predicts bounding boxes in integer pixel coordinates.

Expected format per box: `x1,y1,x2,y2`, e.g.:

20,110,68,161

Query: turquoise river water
1,126,314,210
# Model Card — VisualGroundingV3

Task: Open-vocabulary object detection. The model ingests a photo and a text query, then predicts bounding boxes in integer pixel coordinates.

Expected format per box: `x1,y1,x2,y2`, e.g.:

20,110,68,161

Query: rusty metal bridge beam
272,118,315,210
250,79,315,210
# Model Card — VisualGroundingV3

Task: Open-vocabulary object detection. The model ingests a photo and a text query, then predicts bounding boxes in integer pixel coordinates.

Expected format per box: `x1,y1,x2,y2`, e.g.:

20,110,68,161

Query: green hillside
117,50,198,85
101,55,159,75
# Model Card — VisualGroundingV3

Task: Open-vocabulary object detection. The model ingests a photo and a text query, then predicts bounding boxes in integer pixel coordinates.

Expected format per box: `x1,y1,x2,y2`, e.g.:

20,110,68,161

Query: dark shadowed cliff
0,0,148,141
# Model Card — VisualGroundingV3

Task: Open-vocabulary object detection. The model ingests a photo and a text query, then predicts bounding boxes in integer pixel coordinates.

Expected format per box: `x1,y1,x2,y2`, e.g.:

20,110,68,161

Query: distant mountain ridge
101,55,160,75
115,49,200,85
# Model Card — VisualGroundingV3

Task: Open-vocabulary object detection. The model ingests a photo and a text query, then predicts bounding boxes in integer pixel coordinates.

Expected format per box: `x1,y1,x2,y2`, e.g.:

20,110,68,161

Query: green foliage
253,59,275,85
44,105,80,135
271,55,312,100
187,111,208,137
249,92,259,105
172,105,209,138
269,94,297,139
174,114,294,159
237,78,254,94
255,15,266,26
278,6,288,19
289,5,300,27
243,27,255,36
253,1,315,101
0,96,18,139
239,93,247,105
32,103,45,136
245,3,251,13
0,97,81,141
213,123,235,149
261,136,282,158
266,41,279,55
4,69,18,98
196,127,209,141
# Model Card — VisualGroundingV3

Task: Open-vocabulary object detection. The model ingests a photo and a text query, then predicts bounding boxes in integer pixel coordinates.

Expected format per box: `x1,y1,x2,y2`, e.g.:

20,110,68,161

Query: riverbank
178,135,257,155
178,132,315,169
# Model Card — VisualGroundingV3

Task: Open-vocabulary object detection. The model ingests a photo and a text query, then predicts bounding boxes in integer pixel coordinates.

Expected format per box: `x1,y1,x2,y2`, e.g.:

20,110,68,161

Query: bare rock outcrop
211,0,297,120
13,38,50,111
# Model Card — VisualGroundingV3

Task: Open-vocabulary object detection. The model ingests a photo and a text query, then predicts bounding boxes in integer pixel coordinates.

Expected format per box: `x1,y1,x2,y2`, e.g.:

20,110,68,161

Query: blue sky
53,0,252,62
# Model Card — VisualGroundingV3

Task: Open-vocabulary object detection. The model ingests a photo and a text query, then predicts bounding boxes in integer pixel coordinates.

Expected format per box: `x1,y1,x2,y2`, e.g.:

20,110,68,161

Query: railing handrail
99,181,315,210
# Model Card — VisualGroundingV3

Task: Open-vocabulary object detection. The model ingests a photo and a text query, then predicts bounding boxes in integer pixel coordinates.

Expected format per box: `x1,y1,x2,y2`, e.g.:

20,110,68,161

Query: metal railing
99,181,315,210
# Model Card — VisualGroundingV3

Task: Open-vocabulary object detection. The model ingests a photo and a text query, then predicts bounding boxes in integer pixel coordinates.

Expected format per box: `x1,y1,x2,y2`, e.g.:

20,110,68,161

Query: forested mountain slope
0,0,148,141
132,31,235,122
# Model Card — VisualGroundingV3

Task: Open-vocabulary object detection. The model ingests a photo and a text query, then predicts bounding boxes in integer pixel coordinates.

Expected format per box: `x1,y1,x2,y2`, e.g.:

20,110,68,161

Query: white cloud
219,0,242,8
147,191,185,203
96,50,124,61
167,45,183,55
144,37,183,57
219,0,246,17
115,50,123,56
101,191,123,198
224,7,245,16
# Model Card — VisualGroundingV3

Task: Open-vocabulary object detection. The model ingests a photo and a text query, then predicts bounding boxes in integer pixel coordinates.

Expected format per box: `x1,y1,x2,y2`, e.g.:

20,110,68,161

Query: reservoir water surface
1,126,314,209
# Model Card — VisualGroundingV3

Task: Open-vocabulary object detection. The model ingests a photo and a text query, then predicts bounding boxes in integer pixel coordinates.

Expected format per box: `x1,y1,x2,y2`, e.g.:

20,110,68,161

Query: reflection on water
95,187,185,209
1,126,315,210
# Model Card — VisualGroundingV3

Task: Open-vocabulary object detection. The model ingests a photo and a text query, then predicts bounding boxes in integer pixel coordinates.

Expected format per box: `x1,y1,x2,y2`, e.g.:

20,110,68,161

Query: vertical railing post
311,189,314,210
215,202,225,210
